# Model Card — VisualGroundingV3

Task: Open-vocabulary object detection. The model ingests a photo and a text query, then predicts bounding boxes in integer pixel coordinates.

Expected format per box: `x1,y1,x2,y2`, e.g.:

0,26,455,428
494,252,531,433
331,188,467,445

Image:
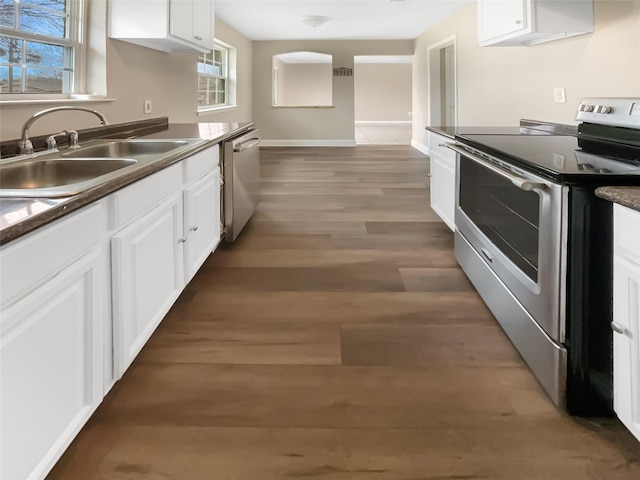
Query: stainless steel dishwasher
222,128,261,242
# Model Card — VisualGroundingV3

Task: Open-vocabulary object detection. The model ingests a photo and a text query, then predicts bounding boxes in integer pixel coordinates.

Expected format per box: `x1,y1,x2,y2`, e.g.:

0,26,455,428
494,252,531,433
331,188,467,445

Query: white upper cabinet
478,0,594,47
109,0,215,53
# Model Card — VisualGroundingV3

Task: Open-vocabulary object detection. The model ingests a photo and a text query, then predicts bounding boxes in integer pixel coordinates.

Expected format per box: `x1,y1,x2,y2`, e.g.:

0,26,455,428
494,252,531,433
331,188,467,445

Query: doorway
354,55,413,145
427,35,457,128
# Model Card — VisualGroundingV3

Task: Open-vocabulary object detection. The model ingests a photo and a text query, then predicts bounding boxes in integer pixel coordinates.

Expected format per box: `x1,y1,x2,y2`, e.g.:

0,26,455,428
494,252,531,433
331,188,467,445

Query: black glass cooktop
456,133,640,182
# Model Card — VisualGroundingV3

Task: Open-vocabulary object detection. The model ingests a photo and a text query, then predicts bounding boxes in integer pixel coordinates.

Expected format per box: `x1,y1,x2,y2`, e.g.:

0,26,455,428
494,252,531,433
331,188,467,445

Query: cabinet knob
194,35,203,41
190,225,199,232
178,237,187,244
515,19,522,24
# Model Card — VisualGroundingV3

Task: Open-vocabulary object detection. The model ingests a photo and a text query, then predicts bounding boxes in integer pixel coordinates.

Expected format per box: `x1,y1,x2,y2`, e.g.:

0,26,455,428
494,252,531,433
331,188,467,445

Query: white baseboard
355,121,412,125
411,139,430,156
260,139,357,147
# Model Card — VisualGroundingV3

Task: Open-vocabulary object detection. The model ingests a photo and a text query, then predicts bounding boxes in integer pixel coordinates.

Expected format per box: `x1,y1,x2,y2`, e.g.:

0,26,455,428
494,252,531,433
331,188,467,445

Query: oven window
459,157,540,282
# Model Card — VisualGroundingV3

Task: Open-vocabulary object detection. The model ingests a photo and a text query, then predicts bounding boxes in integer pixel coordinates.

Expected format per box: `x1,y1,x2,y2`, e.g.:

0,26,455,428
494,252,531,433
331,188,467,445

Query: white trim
0,96,116,106
260,139,357,147
355,121,412,125
197,105,237,116
411,139,430,156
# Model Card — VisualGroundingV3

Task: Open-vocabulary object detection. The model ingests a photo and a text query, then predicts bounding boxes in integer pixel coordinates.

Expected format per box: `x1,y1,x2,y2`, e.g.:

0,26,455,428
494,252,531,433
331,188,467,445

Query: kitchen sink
0,157,139,197
62,140,192,158
0,158,137,190
0,138,206,198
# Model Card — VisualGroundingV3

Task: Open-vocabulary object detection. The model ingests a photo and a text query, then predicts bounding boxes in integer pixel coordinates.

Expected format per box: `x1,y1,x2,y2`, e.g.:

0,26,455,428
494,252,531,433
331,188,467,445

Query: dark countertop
596,186,640,213
425,120,578,139
0,121,253,245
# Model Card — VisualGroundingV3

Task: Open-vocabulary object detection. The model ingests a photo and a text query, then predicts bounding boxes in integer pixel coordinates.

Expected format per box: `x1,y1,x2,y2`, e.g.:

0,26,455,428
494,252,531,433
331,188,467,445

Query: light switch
143,100,152,114
553,88,566,103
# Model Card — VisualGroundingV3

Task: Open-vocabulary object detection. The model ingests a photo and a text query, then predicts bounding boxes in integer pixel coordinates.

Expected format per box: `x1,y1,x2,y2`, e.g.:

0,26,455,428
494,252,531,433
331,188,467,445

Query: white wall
253,40,413,146
354,63,412,122
0,5,253,140
412,0,640,150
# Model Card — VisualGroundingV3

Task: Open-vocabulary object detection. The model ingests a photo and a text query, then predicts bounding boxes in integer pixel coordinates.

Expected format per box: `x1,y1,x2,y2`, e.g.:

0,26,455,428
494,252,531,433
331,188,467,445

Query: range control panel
576,97,640,128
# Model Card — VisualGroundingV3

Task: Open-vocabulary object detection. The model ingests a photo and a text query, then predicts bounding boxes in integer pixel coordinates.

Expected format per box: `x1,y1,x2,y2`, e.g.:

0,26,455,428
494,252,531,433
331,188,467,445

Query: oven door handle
442,143,547,192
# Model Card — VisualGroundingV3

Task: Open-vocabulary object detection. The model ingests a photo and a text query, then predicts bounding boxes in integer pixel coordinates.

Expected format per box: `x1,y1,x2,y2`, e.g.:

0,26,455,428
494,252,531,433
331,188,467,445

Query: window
198,40,235,111
0,0,84,95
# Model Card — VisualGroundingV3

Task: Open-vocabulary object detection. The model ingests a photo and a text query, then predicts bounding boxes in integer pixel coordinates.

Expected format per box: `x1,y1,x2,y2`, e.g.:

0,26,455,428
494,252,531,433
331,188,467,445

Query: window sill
272,105,335,109
198,105,238,116
0,96,117,106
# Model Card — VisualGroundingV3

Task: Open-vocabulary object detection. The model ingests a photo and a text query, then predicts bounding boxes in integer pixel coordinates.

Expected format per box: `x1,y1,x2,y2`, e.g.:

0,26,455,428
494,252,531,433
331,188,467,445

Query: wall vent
333,67,353,77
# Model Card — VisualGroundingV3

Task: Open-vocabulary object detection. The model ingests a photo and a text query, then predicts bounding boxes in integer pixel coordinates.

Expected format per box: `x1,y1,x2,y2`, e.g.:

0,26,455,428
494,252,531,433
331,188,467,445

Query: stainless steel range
444,98,640,415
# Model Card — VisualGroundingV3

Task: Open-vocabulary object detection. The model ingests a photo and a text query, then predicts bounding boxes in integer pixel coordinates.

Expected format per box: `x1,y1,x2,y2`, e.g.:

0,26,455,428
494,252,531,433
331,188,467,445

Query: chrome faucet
19,106,109,154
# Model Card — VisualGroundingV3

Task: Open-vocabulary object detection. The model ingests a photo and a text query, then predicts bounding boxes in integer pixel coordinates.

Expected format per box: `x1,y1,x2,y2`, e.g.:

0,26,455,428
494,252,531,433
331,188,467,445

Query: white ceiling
215,0,473,41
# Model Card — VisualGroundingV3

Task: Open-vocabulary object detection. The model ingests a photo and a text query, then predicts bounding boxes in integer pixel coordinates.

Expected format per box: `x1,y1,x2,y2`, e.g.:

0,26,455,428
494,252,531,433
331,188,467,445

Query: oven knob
580,104,595,112
596,105,612,114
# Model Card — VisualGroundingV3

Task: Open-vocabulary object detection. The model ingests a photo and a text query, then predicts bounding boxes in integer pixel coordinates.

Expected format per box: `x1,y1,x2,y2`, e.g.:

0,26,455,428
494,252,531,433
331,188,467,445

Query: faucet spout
19,106,109,155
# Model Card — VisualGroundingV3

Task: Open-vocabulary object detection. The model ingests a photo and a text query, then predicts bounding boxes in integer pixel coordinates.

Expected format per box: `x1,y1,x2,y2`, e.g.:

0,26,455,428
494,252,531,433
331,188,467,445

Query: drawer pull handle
611,321,632,337
190,225,199,232
178,237,187,244
481,248,493,263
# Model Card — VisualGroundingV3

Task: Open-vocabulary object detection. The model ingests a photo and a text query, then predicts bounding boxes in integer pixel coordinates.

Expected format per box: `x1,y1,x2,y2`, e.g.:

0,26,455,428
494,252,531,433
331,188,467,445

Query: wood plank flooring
47,146,640,479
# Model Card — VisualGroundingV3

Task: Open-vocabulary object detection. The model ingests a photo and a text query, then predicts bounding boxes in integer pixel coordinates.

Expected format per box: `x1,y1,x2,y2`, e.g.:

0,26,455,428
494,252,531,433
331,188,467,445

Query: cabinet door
192,0,214,49
613,256,640,442
184,168,221,282
1,249,104,480
430,151,456,232
112,193,184,378
169,0,194,44
169,0,213,50
478,0,529,42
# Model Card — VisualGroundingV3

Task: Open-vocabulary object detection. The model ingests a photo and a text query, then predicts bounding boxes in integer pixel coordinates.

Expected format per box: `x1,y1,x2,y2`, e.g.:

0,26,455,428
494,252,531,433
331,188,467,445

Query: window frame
0,0,87,99
197,39,236,113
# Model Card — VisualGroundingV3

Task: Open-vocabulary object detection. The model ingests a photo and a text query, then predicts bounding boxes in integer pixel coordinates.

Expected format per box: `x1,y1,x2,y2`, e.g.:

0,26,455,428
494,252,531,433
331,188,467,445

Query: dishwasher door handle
234,137,261,152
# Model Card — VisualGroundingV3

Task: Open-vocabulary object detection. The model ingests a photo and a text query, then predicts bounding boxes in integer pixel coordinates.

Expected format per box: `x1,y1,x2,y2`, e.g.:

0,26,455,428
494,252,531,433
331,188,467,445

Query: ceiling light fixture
302,15,330,28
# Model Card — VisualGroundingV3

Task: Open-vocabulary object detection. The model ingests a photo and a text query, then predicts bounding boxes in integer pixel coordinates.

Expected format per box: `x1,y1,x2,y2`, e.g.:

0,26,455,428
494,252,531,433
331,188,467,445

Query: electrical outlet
143,100,152,114
553,88,566,103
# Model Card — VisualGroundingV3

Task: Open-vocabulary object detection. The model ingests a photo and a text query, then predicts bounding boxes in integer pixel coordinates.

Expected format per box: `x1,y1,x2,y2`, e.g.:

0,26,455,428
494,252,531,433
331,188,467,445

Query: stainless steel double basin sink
0,138,204,198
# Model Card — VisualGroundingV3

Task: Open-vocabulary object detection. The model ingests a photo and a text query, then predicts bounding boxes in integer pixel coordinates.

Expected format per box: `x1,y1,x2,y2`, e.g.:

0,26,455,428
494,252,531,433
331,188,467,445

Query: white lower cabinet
430,151,456,231
613,204,640,442
111,192,185,377
0,143,222,478
184,167,221,282
0,248,104,480
428,132,456,231
110,146,221,378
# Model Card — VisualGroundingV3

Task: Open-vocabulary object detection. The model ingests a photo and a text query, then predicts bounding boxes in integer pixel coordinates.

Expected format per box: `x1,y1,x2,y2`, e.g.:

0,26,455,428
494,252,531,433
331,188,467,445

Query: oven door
449,143,567,343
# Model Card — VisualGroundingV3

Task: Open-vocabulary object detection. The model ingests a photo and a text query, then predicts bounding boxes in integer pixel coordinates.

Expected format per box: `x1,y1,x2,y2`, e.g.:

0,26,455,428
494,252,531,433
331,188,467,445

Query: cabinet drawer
614,204,640,264
0,202,103,306
184,145,219,184
429,132,456,160
111,162,182,229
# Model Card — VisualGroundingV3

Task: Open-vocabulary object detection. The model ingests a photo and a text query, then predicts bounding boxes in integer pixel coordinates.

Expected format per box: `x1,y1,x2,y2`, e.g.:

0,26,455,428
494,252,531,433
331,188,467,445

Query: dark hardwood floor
48,146,640,479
